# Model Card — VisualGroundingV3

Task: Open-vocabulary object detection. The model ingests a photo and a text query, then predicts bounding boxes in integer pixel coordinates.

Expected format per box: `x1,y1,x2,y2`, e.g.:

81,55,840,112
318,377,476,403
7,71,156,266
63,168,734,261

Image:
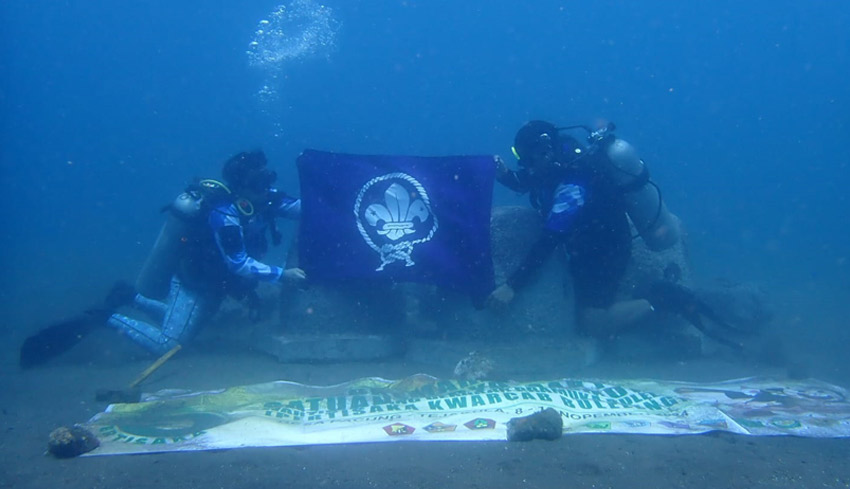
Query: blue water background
1,1,848,371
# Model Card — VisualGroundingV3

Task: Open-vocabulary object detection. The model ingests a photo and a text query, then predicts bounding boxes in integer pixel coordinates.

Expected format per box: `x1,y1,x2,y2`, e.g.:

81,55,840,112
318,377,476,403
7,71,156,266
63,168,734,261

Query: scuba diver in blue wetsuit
489,120,749,350
105,150,306,355
489,120,686,339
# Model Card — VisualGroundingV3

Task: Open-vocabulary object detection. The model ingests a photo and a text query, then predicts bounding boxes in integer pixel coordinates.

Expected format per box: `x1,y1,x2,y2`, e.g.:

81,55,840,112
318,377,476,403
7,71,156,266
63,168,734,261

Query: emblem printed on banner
464,418,496,430
354,172,439,271
383,423,416,436
423,422,457,433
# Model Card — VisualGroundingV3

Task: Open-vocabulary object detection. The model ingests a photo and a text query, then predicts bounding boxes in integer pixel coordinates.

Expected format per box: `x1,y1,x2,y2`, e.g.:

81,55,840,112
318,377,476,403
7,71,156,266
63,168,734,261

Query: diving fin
20,281,137,368
646,280,745,351
19,308,112,368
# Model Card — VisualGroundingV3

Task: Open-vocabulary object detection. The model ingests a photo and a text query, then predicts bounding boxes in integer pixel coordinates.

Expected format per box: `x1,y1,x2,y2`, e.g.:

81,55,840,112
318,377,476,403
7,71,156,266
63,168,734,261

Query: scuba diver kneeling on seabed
20,150,306,367
488,120,750,350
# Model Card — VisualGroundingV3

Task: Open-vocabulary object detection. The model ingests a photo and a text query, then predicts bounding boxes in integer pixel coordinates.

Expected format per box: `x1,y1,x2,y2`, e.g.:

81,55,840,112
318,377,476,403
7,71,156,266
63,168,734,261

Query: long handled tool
96,344,183,403
128,344,182,388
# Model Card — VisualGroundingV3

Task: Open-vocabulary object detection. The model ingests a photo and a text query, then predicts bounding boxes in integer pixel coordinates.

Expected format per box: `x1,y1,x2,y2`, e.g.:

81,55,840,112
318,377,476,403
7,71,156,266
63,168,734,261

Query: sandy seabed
3,327,850,489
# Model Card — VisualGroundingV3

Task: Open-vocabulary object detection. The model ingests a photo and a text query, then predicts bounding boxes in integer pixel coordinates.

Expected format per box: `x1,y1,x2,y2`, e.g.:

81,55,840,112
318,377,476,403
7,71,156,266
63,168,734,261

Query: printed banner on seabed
83,375,850,456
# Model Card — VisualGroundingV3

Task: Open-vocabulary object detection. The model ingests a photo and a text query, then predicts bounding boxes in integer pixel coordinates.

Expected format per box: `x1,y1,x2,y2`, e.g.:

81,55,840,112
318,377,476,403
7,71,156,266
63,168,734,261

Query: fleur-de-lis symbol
365,183,429,241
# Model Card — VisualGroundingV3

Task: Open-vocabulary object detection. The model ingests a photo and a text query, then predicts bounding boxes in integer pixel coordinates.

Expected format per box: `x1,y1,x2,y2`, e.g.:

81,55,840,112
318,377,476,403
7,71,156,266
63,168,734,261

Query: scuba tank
558,122,681,251
135,180,231,300
135,213,185,300
603,137,681,251
510,120,681,251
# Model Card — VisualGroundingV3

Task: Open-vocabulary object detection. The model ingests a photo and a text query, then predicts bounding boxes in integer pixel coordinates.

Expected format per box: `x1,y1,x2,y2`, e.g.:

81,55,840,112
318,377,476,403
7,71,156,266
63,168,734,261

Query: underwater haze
2,1,850,487
1,1,849,373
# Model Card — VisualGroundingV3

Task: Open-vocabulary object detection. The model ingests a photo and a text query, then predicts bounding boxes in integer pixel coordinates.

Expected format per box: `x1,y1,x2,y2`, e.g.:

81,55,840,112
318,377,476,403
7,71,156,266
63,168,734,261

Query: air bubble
247,0,340,71
248,0,340,120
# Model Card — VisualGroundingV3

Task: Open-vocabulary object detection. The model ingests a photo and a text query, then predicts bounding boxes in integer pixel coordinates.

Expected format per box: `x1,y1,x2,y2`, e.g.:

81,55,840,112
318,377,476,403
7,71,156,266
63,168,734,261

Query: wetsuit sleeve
496,168,532,193
506,231,560,289
209,207,284,283
506,182,587,290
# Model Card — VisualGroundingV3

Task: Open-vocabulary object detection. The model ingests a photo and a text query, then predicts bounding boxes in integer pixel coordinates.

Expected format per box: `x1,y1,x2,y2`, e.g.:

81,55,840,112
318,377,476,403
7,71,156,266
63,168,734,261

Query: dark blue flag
297,149,496,302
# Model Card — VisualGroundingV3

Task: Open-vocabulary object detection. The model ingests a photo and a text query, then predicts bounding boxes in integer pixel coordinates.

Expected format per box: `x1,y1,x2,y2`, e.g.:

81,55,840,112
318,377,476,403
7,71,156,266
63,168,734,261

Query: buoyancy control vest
135,179,240,300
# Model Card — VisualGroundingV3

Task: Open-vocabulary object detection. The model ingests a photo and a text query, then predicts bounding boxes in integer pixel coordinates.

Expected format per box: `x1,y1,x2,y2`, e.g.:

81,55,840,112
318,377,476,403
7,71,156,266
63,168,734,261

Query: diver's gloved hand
281,267,307,283
104,281,137,310
494,155,510,177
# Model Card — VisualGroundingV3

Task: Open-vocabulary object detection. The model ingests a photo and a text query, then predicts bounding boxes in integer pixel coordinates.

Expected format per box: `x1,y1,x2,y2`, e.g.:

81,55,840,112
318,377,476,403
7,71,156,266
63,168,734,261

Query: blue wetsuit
208,190,301,284
108,190,300,355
